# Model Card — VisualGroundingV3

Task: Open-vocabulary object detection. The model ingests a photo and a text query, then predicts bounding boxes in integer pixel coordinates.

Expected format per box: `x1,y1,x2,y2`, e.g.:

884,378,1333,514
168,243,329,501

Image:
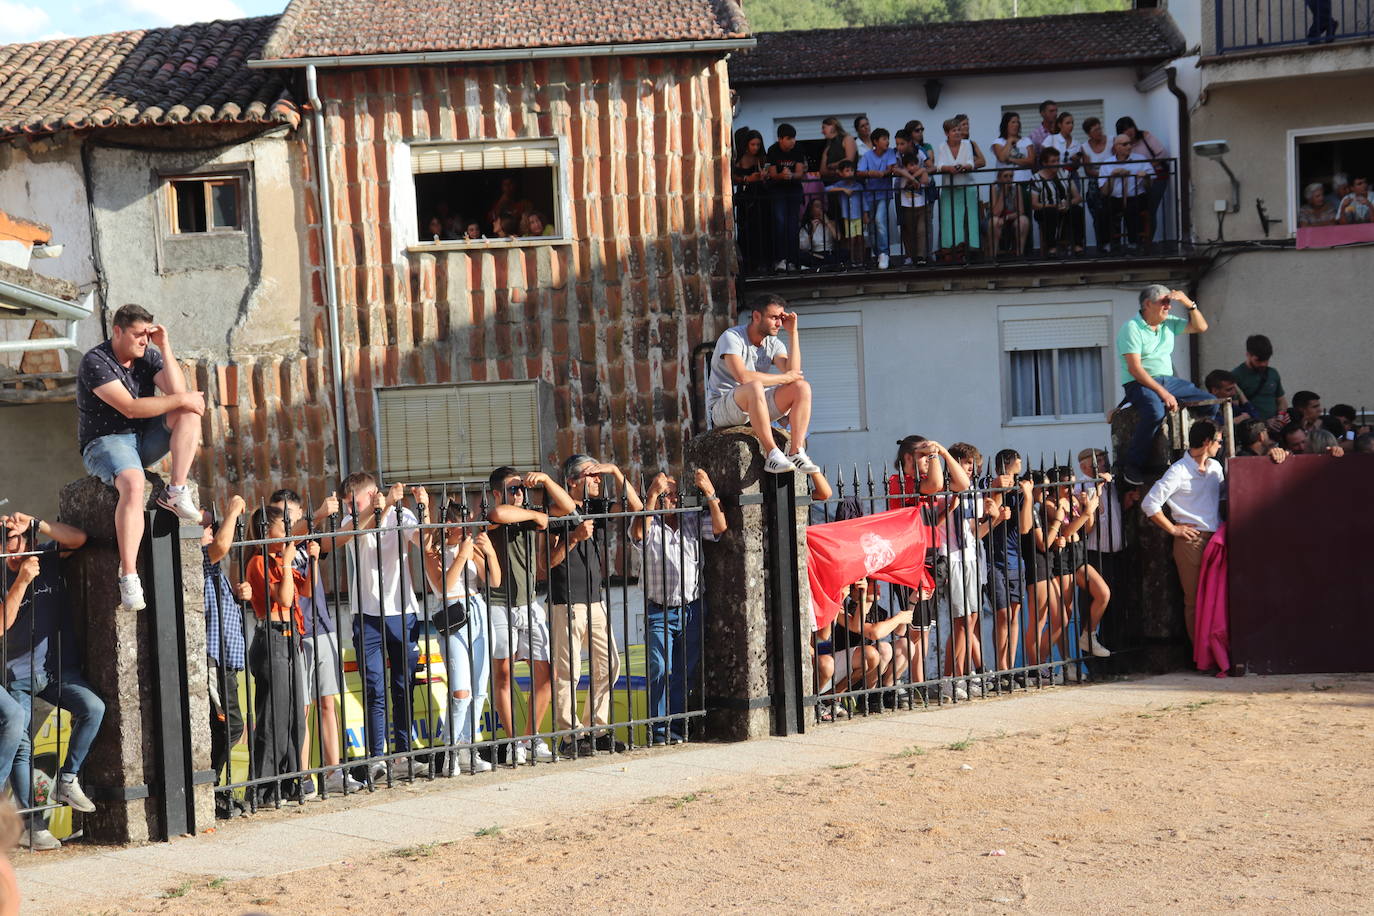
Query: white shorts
709,386,784,429
939,553,986,620
488,602,550,662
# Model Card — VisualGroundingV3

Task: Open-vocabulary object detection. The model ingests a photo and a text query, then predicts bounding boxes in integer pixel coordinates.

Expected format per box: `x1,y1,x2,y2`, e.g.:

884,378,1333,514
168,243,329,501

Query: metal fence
734,160,1181,276
208,477,715,815
1215,0,1372,53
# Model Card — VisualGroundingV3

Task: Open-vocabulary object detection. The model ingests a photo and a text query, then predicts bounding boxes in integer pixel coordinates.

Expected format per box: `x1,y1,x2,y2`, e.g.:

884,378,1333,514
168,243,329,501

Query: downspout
1165,66,1192,242
306,64,351,481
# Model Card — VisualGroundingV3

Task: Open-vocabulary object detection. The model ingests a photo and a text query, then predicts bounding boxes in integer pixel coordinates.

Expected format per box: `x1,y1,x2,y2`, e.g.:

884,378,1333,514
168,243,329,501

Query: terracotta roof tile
260,0,750,60
0,16,298,140
730,10,1186,85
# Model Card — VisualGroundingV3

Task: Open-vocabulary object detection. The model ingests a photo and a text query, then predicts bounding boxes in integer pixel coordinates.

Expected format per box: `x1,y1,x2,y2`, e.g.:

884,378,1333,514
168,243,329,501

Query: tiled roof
0,260,79,302
260,0,750,60
730,9,1186,85
0,16,298,140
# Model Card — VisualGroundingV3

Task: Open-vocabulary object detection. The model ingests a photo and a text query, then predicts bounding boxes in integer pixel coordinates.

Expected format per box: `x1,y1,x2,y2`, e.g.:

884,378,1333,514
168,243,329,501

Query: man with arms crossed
705,294,819,475
76,304,203,611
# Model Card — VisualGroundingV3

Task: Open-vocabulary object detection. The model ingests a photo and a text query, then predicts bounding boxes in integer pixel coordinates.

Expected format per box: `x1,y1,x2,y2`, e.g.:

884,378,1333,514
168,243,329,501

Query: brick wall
192,54,738,505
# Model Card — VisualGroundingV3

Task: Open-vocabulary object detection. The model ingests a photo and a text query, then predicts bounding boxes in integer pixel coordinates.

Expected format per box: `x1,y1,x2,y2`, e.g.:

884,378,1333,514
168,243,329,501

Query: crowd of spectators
1298,174,1373,227
733,103,1175,272
421,175,556,242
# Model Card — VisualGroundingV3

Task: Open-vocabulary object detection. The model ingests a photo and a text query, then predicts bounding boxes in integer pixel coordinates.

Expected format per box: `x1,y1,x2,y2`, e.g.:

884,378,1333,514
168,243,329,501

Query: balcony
1213,0,1372,54
734,160,1197,289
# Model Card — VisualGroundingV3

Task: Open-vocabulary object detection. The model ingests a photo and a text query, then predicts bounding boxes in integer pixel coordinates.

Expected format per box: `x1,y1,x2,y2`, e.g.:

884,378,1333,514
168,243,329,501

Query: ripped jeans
444,599,490,746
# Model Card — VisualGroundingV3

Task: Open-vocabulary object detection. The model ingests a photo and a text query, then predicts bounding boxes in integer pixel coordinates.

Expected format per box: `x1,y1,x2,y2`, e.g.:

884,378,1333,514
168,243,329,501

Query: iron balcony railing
733,159,1181,279
1215,0,1373,53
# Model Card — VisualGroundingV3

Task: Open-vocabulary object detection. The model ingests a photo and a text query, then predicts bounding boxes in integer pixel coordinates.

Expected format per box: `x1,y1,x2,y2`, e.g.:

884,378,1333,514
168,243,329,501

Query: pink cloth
1193,523,1230,674
1296,223,1374,249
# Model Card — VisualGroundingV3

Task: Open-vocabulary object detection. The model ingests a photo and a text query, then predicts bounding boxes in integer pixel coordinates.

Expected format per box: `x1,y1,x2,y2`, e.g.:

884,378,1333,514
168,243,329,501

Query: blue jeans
353,613,419,758
0,687,25,792
771,188,802,265
8,673,106,817
865,195,890,257
80,421,172,485
646,599,702,742
1123,376,1217,468
443,600,490,746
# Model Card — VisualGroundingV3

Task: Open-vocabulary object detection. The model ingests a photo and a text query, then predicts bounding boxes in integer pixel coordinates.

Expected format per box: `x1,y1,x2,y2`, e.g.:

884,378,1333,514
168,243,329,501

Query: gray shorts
298,631,342,703
488,602,550,662
709,386,783,429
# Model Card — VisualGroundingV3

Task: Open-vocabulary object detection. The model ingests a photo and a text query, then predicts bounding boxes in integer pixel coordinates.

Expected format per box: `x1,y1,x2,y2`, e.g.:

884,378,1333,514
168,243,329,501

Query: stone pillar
58,474,212,843
688,426,813,741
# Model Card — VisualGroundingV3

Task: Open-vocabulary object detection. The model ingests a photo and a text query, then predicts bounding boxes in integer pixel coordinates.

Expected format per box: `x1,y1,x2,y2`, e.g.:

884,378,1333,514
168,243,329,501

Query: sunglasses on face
507,484,526,496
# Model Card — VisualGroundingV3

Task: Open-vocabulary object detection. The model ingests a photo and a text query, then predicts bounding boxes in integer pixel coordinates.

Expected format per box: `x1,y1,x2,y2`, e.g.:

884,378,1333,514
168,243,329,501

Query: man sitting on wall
75,303,204,612
1115,284,1211,485
705,293,819,475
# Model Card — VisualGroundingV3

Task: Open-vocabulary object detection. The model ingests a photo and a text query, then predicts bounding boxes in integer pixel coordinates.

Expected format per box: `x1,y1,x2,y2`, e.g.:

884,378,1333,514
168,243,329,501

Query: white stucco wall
791,283,1192,474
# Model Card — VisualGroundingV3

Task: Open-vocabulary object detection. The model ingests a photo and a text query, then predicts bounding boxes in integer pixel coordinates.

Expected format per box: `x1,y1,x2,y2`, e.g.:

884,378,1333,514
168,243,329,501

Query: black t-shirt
2,543,79,680
548,525,605,606
76,340,164,451
766,142,808,188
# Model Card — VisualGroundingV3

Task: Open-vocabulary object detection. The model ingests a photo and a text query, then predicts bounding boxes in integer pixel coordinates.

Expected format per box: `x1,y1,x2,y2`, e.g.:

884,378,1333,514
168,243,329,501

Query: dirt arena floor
98,675,1374,913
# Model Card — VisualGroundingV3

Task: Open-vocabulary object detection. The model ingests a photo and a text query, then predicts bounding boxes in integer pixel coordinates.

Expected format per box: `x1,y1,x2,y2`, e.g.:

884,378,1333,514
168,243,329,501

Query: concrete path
16,672,1340,913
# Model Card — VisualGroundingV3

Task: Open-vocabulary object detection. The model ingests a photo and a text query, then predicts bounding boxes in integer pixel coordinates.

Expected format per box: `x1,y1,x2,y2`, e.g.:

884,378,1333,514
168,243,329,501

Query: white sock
119,572,138,583
60,773,76,784
166,484,184,496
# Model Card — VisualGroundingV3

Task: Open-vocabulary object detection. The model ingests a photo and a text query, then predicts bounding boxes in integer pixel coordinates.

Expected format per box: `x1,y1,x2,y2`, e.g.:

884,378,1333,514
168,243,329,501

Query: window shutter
1001,99,1105,147
798,325,864,433
411,140,558,174
376,382,542,482
1002,316,1110,352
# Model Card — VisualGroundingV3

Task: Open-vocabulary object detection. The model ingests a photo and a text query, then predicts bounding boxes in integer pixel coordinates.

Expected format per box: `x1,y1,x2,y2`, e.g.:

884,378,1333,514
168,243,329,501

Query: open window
1289,124,1374,233
410,139,566,246
164,174,245,234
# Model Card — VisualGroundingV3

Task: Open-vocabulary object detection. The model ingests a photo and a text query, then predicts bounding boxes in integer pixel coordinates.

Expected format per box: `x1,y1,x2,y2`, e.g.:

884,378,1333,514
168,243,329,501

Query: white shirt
1141,454,1225,533
341,505,421,616
1077,475,1125,553
1099,156,1153,198
634,510,720,606
935,140,975,187
993,136,1034,182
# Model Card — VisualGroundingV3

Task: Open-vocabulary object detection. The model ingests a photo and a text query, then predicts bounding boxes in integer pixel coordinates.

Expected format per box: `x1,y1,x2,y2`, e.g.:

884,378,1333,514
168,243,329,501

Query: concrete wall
0,402,86,521
789,282,1192,474
735,66,1184,162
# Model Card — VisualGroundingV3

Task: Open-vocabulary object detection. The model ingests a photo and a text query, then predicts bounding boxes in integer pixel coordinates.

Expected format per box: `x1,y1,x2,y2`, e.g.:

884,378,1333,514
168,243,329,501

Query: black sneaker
558,737,594,757
594,734,627,753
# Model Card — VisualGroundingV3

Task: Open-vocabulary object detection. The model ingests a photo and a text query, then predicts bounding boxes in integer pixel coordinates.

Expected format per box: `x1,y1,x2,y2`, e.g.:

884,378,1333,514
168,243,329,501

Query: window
770,113,867,172
374,381,547,483
1000,99,1105,147
410,139,566,245
797,314,864,433
1002,315,1109,422
1289,124,1374,231
165,175,244,234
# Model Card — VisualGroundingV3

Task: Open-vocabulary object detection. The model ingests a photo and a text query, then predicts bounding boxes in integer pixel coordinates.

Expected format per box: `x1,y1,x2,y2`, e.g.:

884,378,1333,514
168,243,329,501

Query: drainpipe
1165,66,1192,242
305,64,351,481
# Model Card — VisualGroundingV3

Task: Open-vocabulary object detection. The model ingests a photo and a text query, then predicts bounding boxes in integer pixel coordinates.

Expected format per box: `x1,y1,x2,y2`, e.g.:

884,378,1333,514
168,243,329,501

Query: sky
0,0,285,44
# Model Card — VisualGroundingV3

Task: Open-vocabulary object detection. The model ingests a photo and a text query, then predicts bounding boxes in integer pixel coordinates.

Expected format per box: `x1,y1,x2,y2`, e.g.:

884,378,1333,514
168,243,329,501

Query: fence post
688,428,812,740
58,475,213,843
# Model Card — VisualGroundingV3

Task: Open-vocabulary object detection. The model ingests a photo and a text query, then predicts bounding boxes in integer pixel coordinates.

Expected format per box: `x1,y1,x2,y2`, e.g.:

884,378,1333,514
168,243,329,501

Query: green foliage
741,0,1129,32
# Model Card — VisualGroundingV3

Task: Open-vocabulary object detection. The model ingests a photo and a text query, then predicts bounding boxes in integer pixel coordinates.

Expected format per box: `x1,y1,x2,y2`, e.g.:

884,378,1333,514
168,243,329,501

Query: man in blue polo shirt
1117,284,1211,485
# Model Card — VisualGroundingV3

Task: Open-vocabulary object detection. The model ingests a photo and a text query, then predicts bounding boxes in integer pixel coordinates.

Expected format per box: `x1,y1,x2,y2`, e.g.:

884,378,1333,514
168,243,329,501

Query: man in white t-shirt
705,295,819,475
1100,134,1154,250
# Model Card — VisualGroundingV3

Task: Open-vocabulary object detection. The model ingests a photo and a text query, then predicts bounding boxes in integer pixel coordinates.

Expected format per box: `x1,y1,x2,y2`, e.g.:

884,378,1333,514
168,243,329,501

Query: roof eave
246,36,756,69
0,277,90,323
731,55,1179,88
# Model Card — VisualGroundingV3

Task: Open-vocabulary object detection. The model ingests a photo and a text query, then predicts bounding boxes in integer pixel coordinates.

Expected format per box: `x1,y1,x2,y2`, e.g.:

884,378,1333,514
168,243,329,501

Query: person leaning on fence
1116,284,1212,486
485,466,577,765
1141,420,1227,644
936,443,986,699
987,449,1025,688
75,304,205,614
546,455,643,756
705,294,819,475
828,580,914,703
239,506,308,805
332,473,428,782
631,468,726,745
0,512,102,851
201,497,248,819
270,488,359,796
414,487,498,776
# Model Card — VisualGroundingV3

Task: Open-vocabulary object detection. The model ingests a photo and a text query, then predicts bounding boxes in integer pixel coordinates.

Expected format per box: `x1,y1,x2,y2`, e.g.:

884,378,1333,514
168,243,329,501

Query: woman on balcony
934,118,981,259
1079,117,1113,249
1297,182,1338,227
992,112,1034,182
1030,148,1086,256
1045,111,1082,172
733,130,771,273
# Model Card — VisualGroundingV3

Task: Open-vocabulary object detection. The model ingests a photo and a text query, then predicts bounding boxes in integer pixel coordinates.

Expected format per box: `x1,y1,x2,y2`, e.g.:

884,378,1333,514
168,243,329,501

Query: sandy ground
87,676,1374,913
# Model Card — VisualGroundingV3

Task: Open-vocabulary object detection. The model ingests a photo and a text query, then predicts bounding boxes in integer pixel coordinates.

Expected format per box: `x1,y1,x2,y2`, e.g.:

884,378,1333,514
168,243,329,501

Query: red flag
806,507,933,630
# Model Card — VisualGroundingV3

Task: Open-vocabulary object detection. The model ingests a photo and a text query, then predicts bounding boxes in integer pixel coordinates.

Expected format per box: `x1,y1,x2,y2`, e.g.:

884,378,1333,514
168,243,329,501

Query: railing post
762,471,805,736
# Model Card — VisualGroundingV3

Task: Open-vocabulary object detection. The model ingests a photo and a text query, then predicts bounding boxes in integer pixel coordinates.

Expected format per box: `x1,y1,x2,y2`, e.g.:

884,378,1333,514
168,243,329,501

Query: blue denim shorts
81,422,172,485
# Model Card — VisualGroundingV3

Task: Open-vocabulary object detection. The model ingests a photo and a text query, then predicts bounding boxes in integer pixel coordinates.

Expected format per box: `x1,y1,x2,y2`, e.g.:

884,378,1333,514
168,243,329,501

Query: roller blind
1002,316,1110,352
376,382,541,482
1001,99,1105,147
411,140,559,174
798,325,864,432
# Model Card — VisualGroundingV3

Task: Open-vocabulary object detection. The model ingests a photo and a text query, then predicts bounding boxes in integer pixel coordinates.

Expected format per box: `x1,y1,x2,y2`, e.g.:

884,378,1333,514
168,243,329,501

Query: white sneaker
878,253,890,269
299,777,318,800
953,683,969,701
54,776,96,813
788,450,821,474
156,485,201,523
1079,630,1111,658
323,769,363,793
775,258,788,271
403,758,431,780
118,574,145,612
512,741,529,765
466,749,493,773
531,739,554,762
368,761,388,784
764,449,794,474
20,828,61,851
